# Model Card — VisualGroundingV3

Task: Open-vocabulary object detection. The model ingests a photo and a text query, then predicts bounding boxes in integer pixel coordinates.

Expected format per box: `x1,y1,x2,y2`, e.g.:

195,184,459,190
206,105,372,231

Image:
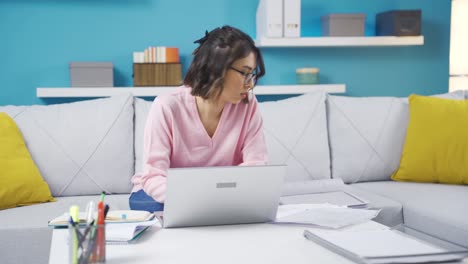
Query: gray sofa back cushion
135,92,332,182
259,92,331,181
0,93,134,196
134,97,152,174
327,92,464,183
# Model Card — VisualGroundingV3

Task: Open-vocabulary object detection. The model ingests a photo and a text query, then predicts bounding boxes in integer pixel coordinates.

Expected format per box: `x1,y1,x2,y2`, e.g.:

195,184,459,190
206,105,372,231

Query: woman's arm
240,95,268,166
138,99,173,202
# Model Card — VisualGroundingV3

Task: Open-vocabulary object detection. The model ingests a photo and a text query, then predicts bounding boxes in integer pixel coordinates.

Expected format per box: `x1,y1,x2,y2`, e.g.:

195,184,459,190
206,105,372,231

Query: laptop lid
163,165,286,228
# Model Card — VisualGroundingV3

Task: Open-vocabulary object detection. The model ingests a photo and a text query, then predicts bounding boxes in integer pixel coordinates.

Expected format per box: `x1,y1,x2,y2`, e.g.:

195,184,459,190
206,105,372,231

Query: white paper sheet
280,179,369,208
274,204,380,229
281,179,345,196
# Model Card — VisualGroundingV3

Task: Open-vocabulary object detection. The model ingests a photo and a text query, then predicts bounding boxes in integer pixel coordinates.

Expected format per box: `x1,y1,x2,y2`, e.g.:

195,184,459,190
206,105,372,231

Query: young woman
129,25,268,212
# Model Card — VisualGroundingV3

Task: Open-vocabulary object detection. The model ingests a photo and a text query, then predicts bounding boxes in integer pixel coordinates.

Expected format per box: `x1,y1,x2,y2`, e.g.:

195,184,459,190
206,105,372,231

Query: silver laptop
162,165,286,228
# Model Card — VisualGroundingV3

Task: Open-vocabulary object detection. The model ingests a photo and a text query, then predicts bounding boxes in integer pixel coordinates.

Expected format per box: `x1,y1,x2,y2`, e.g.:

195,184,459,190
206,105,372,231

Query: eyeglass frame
229,66,258,89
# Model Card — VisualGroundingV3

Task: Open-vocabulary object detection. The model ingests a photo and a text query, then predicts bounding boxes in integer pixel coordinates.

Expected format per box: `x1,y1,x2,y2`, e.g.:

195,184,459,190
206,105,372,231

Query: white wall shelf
255,36,424,47
36,85,346,98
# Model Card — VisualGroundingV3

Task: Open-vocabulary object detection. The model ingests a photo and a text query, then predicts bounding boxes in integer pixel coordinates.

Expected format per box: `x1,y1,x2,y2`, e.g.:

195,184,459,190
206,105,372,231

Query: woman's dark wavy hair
184,25,265,103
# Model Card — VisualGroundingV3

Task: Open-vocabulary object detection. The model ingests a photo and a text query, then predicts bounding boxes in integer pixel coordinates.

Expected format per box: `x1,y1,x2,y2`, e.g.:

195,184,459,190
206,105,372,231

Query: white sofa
1,91,467,264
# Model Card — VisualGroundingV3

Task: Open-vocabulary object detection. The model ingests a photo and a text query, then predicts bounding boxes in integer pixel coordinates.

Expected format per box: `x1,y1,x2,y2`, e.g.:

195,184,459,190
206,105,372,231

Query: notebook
163,165,286,228
304,225,468,264
48,210,154,227
106,220,159,245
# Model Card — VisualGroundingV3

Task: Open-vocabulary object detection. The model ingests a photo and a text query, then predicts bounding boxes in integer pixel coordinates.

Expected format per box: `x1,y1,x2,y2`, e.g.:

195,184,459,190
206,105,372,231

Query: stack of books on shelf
133,46,182,86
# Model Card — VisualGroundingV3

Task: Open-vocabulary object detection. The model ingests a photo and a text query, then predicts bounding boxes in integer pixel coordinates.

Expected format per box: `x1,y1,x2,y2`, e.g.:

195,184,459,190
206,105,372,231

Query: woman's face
219,52,256,104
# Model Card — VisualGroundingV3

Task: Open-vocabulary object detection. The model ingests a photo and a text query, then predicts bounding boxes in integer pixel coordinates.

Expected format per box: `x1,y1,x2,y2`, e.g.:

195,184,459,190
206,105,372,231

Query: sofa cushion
135,92,332,181
259,92,331,181
343,185,403,227
326,92,464,184
352,181,468,247
392,95,468,184
0,194,130,229
0,94,134,196
0,113,55,209
134,97,153,174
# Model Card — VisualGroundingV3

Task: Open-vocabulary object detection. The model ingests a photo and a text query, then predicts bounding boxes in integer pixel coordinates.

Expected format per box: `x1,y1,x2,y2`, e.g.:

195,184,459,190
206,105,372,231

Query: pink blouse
131,87,268,202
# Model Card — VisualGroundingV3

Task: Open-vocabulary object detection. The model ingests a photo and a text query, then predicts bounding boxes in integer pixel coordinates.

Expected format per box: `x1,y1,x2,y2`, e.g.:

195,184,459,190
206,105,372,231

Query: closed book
165,47,180,63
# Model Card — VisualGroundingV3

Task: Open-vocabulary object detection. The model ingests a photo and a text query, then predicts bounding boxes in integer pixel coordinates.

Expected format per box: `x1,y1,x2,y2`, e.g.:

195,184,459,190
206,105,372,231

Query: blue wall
0,0,451,106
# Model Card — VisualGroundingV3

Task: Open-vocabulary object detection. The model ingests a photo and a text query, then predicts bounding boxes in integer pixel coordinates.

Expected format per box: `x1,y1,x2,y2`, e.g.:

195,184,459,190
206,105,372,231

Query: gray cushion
326,92,465,184
259,92,331,181
352,181,468,247
0,94,135,196
134,97,153,174
344,185,403,228
0,194,130,229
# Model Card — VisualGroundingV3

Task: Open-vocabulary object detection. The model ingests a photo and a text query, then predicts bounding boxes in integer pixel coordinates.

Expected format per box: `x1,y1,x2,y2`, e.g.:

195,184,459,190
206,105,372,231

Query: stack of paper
273,203,380,229
280,179,369,208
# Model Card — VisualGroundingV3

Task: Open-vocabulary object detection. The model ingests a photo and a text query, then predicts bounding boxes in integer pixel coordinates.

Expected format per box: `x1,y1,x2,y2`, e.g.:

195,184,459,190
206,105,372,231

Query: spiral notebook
106,220,160,245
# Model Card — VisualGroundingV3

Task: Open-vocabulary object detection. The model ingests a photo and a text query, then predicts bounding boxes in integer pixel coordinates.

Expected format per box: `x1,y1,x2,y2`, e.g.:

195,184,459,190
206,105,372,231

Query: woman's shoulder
153,86,192,107
156,85,191,101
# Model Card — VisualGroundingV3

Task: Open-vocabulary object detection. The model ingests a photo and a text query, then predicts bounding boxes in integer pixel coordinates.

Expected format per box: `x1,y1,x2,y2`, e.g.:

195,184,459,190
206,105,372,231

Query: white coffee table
49,221,395,264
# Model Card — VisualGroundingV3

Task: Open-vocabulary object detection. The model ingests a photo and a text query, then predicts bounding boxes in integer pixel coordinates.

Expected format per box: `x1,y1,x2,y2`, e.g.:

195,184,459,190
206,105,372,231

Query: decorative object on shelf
321,14,366,36
69,62,114,87
376,10,422,36
132,46,182,86
296,67,319,84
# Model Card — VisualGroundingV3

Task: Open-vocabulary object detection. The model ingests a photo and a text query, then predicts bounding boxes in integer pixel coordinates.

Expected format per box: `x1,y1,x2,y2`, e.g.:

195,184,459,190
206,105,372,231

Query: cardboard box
69,62,113,87
321,14,366,36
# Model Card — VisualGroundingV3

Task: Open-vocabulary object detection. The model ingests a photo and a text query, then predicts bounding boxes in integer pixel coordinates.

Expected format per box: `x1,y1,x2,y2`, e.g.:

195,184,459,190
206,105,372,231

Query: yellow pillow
0,112,55,209
392,94,468,184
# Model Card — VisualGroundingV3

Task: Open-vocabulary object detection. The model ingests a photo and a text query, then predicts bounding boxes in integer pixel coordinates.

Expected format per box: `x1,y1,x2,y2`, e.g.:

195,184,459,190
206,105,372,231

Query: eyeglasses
229,67,257,88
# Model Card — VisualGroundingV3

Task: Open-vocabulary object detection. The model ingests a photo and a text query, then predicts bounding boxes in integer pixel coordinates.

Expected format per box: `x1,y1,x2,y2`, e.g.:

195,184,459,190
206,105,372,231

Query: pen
100,191,106,203
70,205,80,224
104,204,110,219
93,201,105,262
69,206,80,264
85,201,95,225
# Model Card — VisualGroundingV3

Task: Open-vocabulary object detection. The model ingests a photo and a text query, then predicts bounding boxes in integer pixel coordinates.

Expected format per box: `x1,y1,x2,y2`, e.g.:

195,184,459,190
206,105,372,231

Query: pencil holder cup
69,224,106,264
